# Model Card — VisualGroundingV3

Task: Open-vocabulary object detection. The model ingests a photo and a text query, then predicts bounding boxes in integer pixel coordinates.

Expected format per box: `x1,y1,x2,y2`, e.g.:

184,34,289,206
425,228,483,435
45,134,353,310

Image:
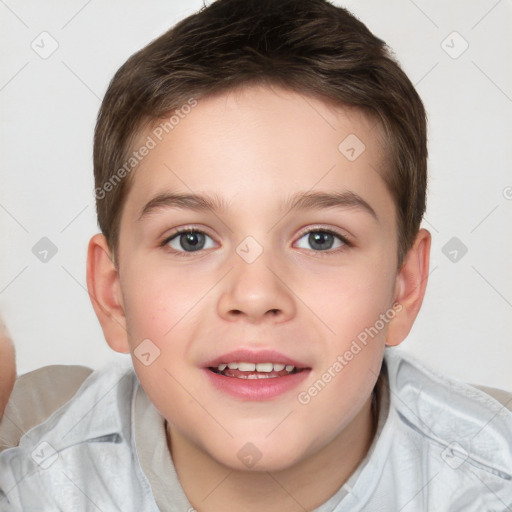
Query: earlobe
86,234,130,353
386,228,431,347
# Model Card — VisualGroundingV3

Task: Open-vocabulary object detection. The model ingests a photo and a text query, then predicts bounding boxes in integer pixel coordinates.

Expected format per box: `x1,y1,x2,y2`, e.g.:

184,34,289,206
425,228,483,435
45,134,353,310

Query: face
115,85,401,471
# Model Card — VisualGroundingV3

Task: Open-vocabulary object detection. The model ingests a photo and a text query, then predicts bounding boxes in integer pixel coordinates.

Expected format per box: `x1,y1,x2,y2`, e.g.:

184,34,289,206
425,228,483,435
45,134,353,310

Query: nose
217,246,296,324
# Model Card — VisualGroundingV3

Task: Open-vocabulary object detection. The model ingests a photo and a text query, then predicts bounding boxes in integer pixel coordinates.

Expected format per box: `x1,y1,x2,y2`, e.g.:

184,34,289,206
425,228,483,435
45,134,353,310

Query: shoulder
384,347,512,418
0,359,137,451
0,360,158,511
0,364,93,451
384,347,512,448
379,348,512,508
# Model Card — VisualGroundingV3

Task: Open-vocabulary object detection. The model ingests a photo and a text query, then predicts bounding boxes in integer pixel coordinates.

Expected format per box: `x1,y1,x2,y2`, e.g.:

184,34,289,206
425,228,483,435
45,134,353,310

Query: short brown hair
93,0,427,267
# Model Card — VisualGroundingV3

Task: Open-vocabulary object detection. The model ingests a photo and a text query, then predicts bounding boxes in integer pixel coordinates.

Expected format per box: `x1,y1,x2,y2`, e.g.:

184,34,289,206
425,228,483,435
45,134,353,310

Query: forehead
122,84,394,228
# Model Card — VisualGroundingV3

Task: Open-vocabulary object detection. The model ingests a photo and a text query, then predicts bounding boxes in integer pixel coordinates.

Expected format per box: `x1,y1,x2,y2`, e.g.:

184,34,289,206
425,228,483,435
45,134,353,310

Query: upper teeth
218,362,296,372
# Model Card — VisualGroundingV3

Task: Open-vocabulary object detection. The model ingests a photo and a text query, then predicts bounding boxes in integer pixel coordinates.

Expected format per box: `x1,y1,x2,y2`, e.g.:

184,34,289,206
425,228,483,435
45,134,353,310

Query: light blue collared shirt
1,348,511,511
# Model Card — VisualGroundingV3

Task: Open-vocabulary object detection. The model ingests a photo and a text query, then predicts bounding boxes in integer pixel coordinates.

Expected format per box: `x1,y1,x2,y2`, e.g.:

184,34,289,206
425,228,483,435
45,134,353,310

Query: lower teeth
238,373,278,379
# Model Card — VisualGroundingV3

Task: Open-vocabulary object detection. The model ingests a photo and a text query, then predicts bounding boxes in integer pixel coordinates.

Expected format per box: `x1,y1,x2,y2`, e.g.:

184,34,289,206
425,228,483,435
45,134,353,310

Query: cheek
120,263,208,400
119,267,198,419
296,261,393,413
302,259,396,343
122,262,204,342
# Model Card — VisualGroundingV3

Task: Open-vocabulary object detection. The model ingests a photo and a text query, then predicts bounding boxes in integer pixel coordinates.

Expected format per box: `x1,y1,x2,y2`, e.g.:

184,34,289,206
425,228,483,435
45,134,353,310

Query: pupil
181,231,204,251
309,231,333,251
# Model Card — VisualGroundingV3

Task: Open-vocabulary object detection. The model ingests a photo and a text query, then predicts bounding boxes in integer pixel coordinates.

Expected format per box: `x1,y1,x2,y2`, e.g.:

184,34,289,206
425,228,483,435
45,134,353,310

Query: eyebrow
138,190,378,221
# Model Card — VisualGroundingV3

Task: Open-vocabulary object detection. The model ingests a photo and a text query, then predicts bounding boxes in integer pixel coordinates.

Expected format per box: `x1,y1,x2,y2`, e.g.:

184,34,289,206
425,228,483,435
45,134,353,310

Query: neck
167,393,377,512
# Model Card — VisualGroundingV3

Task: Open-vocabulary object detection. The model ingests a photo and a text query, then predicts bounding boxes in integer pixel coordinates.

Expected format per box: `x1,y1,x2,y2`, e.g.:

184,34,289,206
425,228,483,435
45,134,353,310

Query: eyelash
160,226,353,258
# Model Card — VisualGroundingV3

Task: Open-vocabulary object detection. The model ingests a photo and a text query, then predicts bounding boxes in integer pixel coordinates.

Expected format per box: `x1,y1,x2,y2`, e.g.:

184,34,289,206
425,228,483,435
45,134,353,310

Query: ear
386,228,431,346
86,234,130,353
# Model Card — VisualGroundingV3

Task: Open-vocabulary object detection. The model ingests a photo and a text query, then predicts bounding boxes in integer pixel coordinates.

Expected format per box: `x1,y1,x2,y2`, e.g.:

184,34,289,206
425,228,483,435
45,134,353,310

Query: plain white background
1,0,511,392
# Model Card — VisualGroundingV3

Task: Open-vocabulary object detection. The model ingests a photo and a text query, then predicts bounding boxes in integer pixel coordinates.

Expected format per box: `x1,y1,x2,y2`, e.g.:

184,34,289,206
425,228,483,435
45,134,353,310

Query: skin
0,317,16,419
87,84,430,512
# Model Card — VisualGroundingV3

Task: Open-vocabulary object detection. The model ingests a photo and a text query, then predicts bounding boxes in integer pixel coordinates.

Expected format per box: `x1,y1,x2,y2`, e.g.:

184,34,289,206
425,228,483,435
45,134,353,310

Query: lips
202,349,311,400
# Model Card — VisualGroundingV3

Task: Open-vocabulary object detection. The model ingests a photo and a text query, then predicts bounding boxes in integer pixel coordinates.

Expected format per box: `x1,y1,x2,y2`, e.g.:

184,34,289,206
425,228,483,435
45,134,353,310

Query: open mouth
208,362,306,379
204,355,312,399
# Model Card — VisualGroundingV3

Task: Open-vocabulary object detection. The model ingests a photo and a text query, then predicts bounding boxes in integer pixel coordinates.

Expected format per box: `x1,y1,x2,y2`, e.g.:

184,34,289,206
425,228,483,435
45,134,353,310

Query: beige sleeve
473,384,512,412
0,365,93,451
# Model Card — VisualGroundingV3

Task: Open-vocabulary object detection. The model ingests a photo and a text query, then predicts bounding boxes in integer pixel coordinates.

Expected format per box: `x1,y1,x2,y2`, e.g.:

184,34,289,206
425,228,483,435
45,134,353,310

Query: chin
208,437,312,474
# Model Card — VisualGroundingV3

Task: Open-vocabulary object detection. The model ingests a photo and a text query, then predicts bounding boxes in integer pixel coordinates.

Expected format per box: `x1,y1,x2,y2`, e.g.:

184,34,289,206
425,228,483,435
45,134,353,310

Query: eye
162,228,217,254
294,228,351,253
161,226,352,256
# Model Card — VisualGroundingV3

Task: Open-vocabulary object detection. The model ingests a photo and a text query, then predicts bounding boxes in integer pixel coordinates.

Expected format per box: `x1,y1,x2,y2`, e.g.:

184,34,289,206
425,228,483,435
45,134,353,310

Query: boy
1,0,511,510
